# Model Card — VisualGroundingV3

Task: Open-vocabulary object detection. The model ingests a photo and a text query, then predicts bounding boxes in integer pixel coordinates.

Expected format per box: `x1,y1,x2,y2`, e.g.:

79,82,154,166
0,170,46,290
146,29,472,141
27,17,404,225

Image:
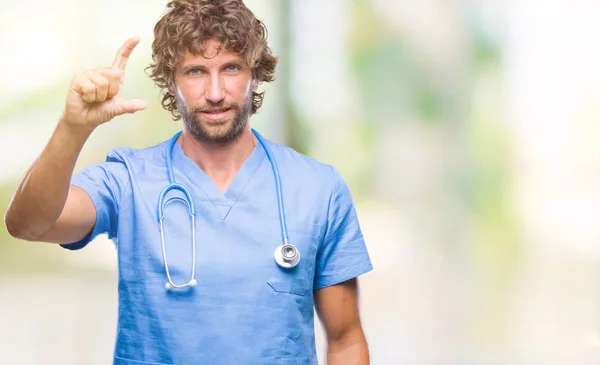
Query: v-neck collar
168,136,266,220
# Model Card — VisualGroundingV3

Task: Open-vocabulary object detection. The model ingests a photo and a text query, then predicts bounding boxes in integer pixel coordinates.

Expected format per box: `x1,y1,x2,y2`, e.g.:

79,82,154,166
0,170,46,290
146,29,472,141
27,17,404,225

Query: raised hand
62,37,147,131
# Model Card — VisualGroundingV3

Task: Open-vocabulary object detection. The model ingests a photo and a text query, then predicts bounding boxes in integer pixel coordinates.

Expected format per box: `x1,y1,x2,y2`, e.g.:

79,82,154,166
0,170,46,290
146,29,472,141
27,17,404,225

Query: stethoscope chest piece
274,244,300,269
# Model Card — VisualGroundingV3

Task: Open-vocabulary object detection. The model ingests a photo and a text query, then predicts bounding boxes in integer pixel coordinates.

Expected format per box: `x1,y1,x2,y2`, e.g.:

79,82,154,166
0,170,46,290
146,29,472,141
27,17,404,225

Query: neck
177,127,257,193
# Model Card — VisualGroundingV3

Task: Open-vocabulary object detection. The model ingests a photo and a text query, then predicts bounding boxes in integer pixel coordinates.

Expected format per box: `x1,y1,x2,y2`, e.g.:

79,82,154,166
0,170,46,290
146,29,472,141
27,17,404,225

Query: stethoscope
158,129,300,290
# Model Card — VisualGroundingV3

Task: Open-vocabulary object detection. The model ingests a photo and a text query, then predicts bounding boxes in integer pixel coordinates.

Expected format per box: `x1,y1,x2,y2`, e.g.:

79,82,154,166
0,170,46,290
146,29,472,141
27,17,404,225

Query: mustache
191,101,239,114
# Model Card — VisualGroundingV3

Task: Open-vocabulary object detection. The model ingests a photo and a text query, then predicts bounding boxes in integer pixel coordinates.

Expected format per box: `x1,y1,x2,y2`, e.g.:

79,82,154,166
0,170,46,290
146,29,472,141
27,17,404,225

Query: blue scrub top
61,132,373,365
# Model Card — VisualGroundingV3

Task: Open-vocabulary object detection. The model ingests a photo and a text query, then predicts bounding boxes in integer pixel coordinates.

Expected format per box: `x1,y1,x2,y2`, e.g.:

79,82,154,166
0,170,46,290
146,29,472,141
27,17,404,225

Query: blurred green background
3,0,600,364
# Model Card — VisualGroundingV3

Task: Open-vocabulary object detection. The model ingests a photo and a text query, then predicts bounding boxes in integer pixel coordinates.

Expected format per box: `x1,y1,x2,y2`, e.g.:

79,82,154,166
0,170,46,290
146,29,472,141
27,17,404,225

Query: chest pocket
265,220,322,296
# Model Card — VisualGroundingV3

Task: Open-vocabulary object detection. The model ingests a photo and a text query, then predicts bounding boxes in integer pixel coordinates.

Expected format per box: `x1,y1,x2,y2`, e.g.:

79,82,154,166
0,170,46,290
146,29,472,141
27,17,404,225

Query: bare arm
4,122,95,242
4,37,146,244
314,278,370,365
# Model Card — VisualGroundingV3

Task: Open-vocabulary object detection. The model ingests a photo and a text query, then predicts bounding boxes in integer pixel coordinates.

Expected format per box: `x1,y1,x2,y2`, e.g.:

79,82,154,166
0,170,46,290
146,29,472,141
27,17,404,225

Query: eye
187,68,203,76
225,64,240,72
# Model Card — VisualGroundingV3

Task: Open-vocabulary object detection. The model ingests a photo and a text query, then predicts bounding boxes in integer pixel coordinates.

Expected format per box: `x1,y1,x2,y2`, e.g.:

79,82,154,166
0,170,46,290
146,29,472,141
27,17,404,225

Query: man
4,0,373,364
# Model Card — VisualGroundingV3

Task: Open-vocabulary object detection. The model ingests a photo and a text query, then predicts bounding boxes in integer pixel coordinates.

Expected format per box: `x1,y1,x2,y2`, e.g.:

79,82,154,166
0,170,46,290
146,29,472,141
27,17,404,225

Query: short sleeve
313,167,373,289
60,152,129,250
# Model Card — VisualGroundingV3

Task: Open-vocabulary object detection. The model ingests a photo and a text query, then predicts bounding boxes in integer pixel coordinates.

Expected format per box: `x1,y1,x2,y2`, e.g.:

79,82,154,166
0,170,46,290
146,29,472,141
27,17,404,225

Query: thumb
119,98,147,114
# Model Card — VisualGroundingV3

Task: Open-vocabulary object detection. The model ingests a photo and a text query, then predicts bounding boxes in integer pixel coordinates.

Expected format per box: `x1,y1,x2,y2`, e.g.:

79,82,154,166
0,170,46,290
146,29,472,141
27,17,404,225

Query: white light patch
0,33,67,103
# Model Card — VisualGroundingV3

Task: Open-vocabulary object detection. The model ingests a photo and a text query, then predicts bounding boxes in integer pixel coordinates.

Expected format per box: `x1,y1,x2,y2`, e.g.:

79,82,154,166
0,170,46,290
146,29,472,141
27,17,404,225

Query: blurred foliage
345,0,523,345
350,0,448,126
0,82,65,123
464,18,521,343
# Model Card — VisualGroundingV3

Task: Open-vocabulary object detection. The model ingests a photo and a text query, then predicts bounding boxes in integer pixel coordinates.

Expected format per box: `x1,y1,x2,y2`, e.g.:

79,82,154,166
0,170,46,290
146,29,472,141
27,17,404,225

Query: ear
167,81,178,96
251,79,259,92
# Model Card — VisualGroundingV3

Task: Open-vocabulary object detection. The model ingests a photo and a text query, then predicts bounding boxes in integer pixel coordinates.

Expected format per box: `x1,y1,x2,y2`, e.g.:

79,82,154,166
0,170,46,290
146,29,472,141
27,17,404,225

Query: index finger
112,36,141,70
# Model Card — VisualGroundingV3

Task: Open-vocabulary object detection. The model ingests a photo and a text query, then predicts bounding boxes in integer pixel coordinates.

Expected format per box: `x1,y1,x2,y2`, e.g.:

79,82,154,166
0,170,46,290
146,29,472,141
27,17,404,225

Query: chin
199,120,231,135
191,119,241,143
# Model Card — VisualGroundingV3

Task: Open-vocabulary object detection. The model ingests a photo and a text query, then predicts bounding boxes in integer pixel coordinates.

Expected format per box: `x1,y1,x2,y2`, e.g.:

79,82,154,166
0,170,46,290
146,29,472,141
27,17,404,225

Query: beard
175,90,252,145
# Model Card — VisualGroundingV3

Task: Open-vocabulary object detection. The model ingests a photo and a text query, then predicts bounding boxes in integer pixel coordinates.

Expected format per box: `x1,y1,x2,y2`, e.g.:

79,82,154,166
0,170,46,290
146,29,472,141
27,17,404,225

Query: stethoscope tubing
157,129,295,290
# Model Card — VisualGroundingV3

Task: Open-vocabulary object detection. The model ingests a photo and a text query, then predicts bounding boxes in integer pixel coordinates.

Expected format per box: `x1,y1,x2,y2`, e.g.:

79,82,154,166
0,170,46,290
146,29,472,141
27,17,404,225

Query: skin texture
315,279,370,364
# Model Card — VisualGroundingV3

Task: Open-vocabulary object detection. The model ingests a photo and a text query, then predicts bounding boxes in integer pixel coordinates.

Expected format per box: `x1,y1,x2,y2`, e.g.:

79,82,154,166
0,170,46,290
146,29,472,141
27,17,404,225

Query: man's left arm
314,278,369,365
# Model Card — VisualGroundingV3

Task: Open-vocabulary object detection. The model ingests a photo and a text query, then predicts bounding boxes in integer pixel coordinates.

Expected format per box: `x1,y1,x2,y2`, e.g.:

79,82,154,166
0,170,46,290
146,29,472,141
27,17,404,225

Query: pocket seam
267,279,309,296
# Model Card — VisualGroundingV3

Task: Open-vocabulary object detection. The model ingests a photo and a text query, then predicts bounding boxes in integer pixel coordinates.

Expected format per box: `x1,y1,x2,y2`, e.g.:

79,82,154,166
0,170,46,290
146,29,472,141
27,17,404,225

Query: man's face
172,39,255,144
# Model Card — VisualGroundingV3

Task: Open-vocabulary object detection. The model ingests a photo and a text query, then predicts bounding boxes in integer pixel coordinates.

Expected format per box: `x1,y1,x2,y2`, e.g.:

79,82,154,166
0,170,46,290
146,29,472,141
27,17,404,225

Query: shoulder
264,140,349,201
104,138,170,166
266,140,339,184
72,139,170,193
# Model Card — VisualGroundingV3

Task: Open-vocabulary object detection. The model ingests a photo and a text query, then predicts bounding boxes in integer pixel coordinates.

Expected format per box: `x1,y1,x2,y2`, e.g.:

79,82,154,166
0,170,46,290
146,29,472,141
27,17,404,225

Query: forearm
327,340,370,365
5,118,91,239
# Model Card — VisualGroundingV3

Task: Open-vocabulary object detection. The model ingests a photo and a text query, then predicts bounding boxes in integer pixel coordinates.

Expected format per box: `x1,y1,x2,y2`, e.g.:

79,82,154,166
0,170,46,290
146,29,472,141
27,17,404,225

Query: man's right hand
4,37,148,242
62,36,147,131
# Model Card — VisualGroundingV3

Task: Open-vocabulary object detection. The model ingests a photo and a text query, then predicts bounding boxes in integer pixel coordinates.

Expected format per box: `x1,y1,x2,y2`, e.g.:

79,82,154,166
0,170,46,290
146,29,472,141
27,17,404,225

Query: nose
205,73,225,104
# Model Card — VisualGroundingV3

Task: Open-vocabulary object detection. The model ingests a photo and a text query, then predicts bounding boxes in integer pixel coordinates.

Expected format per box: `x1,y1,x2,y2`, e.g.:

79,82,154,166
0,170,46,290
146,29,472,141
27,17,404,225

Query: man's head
148,0,278,143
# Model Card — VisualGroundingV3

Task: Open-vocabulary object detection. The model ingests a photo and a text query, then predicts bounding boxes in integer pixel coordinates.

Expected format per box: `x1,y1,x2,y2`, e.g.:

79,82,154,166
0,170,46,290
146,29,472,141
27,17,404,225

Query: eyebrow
181,59,247,73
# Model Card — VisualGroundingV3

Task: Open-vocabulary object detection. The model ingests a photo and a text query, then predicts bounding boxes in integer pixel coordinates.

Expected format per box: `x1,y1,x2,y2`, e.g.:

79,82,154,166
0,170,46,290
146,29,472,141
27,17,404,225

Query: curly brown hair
146,0,278,120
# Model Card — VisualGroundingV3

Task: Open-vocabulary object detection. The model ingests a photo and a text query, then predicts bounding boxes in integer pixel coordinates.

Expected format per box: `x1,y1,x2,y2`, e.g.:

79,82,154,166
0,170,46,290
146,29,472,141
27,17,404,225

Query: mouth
200,107,232,121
